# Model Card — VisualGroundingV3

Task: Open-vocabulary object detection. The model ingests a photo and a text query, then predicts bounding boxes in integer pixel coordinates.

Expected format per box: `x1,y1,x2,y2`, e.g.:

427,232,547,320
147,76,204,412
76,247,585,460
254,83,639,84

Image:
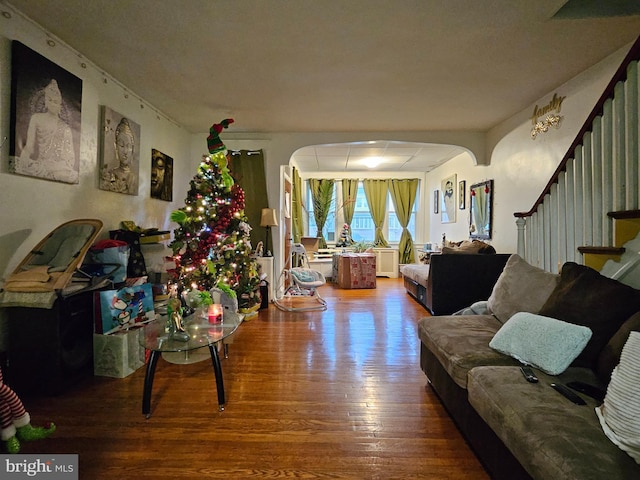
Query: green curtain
291,167,303,244
390,179,418,264
308,178,334,248
363,179,389,247
229,149,267,250
341,178,358,240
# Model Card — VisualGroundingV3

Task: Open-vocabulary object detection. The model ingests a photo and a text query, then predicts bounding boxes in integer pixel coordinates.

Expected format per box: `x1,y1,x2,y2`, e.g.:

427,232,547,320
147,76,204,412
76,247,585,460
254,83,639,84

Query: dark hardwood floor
18,278,489,479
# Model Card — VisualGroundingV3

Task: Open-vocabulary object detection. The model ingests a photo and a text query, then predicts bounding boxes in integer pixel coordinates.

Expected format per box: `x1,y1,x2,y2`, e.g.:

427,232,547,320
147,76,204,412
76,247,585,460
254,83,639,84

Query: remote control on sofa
551,383,587,405
520,365,538,383
566,381,606,402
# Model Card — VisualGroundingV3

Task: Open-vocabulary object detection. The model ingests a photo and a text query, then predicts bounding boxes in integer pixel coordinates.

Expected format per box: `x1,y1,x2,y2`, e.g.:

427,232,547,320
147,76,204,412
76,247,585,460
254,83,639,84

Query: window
306,180,418,244
351,183,374,242
307,183,336,242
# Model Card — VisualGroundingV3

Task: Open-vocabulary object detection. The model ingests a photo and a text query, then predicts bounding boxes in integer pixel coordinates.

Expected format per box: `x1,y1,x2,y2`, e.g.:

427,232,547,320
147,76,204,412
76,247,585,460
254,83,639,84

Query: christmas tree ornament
169,120,261,313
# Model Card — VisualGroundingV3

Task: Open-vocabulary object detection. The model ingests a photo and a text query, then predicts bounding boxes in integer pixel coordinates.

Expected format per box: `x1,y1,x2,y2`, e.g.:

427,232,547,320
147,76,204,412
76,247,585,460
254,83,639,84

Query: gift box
93,328,146,378
333,253,376,289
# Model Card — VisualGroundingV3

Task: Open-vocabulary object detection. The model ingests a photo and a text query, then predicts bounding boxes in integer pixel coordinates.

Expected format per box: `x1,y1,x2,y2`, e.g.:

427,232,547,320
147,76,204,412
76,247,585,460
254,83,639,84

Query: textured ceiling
4,0,640,171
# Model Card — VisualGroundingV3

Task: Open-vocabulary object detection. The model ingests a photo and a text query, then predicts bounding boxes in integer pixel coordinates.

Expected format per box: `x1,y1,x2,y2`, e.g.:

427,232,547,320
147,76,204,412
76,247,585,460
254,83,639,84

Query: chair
274,243,327,312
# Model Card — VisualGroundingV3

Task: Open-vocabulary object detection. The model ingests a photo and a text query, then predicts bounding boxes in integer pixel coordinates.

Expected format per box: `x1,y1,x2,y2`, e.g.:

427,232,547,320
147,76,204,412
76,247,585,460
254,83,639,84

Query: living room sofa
401,240,510,315
418,254,640,480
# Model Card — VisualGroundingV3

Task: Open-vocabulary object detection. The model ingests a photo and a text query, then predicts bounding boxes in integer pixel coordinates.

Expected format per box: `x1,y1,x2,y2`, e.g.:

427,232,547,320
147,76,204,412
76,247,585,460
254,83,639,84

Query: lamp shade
260,208,278,227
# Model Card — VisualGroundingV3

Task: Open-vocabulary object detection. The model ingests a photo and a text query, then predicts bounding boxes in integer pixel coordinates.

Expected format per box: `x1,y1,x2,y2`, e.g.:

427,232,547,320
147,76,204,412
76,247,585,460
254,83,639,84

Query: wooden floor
19,278,489,479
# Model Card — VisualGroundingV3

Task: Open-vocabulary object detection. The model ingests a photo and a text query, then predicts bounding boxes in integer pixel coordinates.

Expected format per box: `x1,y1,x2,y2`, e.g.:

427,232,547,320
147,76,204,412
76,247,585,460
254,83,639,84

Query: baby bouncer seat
274,243,327,312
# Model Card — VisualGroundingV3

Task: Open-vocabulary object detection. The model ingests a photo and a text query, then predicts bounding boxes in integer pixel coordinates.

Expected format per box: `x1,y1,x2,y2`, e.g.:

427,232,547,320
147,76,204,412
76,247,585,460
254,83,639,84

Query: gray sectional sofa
418,254,640,479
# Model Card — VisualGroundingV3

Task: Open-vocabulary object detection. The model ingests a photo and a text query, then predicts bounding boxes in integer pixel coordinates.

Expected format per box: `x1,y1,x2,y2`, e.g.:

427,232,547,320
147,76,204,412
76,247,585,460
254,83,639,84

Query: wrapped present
93,328,145,378
333,253,376,289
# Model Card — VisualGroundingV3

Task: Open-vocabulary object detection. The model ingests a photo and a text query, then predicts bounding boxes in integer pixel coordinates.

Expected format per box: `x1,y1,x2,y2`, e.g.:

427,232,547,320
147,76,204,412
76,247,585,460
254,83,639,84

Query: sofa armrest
426,253,511,315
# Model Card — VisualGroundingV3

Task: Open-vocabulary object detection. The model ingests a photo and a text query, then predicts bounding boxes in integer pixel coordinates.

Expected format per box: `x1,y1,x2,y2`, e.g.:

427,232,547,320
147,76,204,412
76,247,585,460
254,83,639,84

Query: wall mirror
469,180,493,239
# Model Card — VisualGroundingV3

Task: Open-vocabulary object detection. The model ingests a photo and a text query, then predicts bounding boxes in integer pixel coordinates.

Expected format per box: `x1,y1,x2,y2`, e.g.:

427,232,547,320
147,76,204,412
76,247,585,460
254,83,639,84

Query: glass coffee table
139,311,242,418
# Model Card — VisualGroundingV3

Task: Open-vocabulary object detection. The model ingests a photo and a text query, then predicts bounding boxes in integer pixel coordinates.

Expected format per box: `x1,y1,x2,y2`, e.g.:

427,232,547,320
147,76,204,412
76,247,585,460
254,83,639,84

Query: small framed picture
151,149,173,201
433,190,439,214
99,106,141,195
458,180,466,210
441,174,456,223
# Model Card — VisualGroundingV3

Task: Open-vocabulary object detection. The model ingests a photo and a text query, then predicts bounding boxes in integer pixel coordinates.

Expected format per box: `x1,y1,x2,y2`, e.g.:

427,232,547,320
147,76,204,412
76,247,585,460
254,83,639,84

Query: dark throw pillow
538,262,640,368
595,311,640,384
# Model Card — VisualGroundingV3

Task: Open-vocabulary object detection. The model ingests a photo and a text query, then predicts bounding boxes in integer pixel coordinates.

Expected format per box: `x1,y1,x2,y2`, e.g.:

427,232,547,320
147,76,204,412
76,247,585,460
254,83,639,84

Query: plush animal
0,366,55,454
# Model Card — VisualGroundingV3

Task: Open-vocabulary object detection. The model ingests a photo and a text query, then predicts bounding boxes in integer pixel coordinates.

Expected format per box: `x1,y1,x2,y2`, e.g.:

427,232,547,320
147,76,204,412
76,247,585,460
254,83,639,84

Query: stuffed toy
206,119,235,189
1,366,55,453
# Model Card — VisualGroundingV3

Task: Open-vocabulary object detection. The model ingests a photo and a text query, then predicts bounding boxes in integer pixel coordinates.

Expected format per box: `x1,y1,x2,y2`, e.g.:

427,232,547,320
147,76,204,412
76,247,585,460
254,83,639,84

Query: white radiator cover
373,248,399,278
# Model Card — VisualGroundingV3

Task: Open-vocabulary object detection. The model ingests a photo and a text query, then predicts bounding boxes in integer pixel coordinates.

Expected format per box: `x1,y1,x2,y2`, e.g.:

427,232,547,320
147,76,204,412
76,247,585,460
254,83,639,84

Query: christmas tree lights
169,120,261,313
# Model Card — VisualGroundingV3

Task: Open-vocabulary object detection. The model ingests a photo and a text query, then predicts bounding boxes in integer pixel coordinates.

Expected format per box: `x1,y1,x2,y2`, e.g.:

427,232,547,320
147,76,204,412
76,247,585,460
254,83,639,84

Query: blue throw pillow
489,312,592,375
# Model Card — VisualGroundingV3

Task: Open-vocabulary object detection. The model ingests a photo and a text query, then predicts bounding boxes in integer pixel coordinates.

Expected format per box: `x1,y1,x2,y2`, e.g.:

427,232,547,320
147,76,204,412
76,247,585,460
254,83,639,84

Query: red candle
208,304,223,324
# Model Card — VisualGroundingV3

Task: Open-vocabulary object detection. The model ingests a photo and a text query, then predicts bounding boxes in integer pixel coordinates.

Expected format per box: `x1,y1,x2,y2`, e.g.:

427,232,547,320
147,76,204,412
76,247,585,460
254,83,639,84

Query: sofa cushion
468,366,639,480
596,311,640,384
596,331,640,464
538,262,640,368
487,254,559,323
399,263,430,286
489,312,592,375
417,315,518,389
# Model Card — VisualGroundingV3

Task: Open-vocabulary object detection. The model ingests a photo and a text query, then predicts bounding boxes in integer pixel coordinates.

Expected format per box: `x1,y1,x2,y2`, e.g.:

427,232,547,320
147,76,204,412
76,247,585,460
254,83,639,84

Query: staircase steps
579,210,640,271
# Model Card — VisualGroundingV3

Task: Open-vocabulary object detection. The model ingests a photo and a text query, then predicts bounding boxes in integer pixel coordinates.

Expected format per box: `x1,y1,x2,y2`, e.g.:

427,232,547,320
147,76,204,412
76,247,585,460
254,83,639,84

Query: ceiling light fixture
365,157,382,169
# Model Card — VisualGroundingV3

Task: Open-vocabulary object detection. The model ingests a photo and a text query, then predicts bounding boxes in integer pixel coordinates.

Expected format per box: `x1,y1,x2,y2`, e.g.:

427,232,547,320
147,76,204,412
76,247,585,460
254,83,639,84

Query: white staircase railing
515,37,640,272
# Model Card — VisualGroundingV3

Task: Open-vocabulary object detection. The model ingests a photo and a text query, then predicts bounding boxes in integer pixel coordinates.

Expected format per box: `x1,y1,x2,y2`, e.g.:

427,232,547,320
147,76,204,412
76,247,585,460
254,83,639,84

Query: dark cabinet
6,290,95,396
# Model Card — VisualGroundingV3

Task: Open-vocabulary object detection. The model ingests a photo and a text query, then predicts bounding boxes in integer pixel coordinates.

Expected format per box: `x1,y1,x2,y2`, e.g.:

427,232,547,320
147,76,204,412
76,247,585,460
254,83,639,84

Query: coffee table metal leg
142,350,160,418
208,344,225,411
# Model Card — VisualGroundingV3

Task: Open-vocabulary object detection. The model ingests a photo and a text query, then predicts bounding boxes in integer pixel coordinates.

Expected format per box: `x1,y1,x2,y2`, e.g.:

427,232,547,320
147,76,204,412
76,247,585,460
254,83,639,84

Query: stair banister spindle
514,36,640,262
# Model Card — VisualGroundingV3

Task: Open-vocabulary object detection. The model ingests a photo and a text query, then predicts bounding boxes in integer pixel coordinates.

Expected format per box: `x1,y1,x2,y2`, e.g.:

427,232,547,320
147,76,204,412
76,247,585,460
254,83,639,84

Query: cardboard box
93,328,146,378
333,253,376,289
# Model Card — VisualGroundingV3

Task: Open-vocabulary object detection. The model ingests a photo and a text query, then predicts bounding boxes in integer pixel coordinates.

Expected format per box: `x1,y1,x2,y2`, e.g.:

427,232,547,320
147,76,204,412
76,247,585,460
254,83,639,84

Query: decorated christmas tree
169,119,261,313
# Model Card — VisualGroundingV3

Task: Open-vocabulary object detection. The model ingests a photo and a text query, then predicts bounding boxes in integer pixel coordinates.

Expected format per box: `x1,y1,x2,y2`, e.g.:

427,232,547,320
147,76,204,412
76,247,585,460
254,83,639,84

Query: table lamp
260,208,278,257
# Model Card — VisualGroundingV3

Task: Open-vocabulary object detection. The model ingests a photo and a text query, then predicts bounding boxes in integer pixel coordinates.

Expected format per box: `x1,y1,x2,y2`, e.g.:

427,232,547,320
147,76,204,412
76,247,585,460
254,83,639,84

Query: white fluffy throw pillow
489,312,592,375
596,331,640,464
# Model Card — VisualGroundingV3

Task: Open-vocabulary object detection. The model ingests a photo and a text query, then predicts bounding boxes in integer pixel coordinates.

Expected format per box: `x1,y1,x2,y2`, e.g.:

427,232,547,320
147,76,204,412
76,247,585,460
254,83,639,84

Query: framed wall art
440,174,456,223
433,190,439,214
458,180,466,210
151,149,173,201
9,41,83,184
99,106,141,195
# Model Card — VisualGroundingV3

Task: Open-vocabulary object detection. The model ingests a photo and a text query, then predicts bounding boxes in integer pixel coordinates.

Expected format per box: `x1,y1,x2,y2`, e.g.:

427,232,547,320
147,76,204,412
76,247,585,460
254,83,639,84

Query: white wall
0,18,192,281
426,43,632,254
